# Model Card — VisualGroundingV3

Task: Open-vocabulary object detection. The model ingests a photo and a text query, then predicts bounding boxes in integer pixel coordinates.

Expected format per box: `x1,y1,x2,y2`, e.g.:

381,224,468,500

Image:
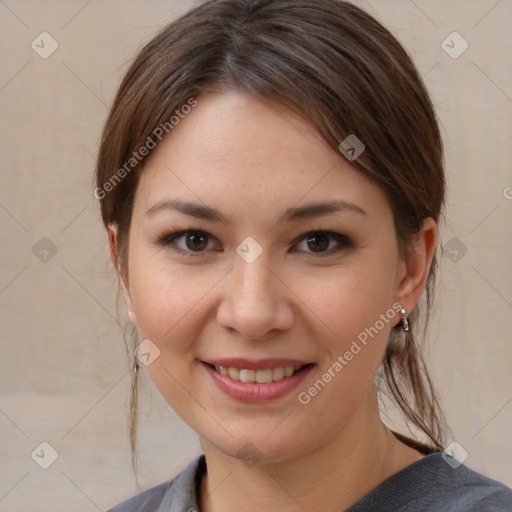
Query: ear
394,217,437,318
108,225,137,325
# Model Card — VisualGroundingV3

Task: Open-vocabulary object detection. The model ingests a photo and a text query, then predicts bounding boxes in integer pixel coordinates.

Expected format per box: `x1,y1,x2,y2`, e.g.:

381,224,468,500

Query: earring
400,308,409,332
131,324,140,374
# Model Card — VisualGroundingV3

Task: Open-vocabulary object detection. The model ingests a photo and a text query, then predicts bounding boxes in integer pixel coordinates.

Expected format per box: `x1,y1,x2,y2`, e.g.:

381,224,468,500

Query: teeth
256,369,273,383
273,367,285,380
213,365,303,383
240,369,256,383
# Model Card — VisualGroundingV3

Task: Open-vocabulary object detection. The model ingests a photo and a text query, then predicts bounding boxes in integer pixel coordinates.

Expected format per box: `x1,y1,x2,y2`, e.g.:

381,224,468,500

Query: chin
201,428,313,467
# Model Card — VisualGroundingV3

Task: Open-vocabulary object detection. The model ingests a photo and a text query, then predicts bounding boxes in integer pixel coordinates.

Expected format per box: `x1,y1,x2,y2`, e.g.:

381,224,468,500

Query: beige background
0,0,511,510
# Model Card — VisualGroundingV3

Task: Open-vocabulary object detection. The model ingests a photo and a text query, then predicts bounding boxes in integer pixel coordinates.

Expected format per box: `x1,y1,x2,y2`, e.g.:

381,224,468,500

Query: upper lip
203,358,314,370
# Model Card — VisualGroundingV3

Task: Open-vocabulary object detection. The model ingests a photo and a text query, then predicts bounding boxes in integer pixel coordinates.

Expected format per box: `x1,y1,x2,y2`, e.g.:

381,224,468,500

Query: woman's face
122,91,411,463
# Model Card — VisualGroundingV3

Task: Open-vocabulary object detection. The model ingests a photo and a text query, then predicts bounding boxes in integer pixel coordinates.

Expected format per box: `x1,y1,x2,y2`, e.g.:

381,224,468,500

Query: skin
111,91,437,512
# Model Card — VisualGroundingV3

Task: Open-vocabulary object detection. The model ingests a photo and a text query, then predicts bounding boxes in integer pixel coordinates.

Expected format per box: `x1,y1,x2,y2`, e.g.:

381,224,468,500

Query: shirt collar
157,454,206,512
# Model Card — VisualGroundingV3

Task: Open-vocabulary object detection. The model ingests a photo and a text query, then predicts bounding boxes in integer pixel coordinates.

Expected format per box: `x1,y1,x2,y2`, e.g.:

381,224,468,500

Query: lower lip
202,362,314,403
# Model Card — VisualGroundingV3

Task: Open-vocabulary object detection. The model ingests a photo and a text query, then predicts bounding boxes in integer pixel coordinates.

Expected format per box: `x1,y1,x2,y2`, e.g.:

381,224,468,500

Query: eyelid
156,228,220,256
155,228,353,256
292,230,353,256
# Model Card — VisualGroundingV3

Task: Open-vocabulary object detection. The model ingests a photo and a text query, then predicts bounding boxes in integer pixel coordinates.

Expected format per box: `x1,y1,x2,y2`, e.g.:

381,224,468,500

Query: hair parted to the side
95,0,448,475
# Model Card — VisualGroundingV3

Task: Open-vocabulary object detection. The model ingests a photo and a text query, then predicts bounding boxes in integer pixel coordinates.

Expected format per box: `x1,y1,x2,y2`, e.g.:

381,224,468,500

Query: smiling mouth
205,363,314,383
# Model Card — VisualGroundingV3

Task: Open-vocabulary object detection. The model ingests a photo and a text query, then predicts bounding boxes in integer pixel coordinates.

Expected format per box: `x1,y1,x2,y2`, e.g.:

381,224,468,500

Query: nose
216,251,294,341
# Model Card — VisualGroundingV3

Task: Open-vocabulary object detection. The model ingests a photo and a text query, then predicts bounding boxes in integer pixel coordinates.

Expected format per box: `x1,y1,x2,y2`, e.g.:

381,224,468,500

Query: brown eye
185,232,208,251
157,229,216,255
306,233,330,252
295,230,353,256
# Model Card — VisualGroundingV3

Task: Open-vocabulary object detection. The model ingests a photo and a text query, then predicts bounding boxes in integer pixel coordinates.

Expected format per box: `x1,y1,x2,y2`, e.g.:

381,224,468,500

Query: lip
201,360,315,403
204,358,312,370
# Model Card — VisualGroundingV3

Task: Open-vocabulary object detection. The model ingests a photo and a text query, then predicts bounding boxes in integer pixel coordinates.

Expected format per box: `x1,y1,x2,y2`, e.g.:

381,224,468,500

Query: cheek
295,265,396,350
293,272,397,430
128,249,223,353
132,276,193,344
128,255,217,407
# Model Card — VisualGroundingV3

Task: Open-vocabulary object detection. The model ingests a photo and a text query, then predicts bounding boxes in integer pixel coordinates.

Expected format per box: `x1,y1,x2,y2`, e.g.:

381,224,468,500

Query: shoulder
106,480,173,512
445,458,512,512
433,453,511,511
349,452,512,512
105,455,206,512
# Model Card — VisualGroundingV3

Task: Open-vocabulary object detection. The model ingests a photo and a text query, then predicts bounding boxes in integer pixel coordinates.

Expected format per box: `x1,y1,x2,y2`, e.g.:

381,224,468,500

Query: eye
156,229,218,255
294,231,353,256
156,228,353,257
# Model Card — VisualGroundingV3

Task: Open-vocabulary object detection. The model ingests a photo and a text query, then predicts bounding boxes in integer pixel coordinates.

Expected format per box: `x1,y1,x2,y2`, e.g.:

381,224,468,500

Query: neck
199,387,423,512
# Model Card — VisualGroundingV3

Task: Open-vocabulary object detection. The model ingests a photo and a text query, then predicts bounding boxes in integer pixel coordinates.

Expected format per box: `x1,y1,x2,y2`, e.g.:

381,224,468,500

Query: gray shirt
106,452,512,511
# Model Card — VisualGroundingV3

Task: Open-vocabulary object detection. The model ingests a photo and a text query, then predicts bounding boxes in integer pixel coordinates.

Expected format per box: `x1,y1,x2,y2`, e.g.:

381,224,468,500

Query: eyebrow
145,199,367,223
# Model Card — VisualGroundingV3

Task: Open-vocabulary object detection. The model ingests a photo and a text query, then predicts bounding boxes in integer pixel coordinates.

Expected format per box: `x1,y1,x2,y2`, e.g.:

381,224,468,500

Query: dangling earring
400,308,409,332
131,325,140,374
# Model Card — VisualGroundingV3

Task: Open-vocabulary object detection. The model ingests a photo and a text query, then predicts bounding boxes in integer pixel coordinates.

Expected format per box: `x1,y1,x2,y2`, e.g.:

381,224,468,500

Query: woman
95,1,512,510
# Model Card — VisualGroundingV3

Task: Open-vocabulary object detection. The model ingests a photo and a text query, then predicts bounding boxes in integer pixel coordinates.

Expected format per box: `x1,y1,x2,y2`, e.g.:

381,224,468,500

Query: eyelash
155,226,354,258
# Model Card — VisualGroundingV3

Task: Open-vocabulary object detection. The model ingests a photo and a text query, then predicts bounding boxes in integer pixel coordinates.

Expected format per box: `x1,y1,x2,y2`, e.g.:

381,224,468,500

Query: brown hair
95,0,448,473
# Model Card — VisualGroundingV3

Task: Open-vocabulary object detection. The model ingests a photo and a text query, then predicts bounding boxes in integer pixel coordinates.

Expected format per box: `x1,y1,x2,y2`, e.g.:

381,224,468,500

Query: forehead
133,91,390,225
